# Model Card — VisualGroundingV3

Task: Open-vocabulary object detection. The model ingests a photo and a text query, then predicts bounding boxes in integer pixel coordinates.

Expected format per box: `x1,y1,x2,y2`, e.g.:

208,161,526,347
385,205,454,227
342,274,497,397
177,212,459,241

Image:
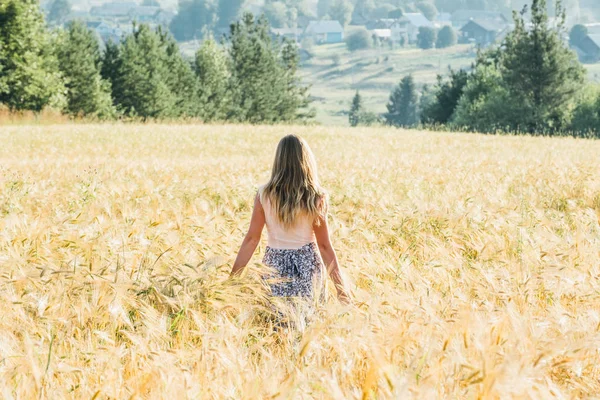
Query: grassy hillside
1,124,600,397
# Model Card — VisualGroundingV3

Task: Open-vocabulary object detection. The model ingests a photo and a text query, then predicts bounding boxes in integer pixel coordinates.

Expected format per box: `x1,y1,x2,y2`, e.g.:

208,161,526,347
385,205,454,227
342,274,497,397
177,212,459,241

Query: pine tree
101,40,122,106
56,21,115,118
385,75,419,127
227,13,312,123
48,0,71,26
195,36,230,121
501,0,585,133
0,0,66,112
349,91,363,127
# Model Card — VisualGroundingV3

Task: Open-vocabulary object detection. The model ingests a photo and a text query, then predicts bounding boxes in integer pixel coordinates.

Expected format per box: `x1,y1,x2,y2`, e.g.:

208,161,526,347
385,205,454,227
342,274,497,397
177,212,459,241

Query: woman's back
260,191,315,250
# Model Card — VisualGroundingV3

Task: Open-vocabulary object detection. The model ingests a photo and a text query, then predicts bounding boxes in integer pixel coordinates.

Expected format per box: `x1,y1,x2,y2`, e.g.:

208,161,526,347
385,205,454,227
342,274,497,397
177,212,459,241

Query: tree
56,21,114,118
351,0,375,24
500,0,586,133
385,75,419,127
264,2,288,28
436,26,457,48
328,0,353,27
417,26,436,49
569,24,588,48
227,13,312,123
346,28,372,51
170,0,217,41
349,91,363,126
317,0,331,18
570,86,600,137
388,8,404,18
0,0,66,112
217,0,244,27
195,36,230,121
421,68,468,124
373,4,396,19
416,1,438,20
48,0,71,25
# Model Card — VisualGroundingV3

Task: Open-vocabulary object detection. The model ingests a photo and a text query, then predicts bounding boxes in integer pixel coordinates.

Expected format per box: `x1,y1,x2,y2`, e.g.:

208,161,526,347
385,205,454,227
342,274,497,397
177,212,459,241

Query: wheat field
1,124,600,399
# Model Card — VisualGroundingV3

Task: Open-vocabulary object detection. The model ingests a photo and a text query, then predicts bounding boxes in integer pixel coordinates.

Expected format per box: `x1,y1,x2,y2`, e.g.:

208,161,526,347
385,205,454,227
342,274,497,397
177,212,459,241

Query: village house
366,19,396,30
451,10,508,29
575,34,600,63
371,29,392,43
399,13,433,43
460,18,507,46
304,20,344,44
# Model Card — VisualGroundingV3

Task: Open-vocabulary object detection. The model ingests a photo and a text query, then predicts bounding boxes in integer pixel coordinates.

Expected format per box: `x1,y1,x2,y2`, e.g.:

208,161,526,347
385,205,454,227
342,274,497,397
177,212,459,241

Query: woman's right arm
314,213,350,304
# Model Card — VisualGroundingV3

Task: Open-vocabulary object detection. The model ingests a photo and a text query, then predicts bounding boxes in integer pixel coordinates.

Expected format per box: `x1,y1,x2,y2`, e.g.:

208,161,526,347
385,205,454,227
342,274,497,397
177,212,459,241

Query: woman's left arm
230,193,265,277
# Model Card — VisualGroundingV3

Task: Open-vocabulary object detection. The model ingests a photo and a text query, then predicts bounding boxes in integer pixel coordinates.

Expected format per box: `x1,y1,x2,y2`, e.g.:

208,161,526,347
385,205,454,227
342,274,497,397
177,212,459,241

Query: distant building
575,34,600,62
371,29,392,42
460,18,507,46
400,13,433,43
451,10,508,29
366,19,396,30
304,21,344,44
271,28,303,42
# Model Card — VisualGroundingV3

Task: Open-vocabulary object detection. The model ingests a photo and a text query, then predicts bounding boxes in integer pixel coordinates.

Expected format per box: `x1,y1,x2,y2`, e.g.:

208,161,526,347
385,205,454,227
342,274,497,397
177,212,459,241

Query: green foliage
195,36,230,121
570,85,600,137
373,4,396,19
227,13,313,123
385,75,419,127
0,0,66,112
500,0,586,133
417,26,437,49
328,0,353,27
351,0,375,24
56,21,115,119
264,2,288,28
48,0,71,26
388,8,404,19
436,26,457,48
217,0,244,27
346,28,372,52
569,24,588,48
421,68,468,125
170,0,217,41
349,92,379,126
416,1,438,20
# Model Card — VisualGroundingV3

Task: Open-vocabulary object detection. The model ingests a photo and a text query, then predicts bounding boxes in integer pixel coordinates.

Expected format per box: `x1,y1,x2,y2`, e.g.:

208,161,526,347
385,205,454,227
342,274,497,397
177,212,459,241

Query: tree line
351,0,600,137
0,0,313,123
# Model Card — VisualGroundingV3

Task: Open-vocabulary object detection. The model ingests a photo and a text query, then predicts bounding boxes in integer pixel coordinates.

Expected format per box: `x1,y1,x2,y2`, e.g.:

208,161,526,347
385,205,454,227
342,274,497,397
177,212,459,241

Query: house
90,2,138,19
128,6,162,23
460,18,507,46
371,29,392,43
576,34,600,62
304,21,344,44
271,28,303,42
390,19,409,43
451,10,508,29
401,13,433,43
366,19,396,30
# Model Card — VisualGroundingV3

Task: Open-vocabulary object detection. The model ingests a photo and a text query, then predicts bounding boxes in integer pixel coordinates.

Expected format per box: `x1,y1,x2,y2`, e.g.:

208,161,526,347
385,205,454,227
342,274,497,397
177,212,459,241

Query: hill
1,124,600,397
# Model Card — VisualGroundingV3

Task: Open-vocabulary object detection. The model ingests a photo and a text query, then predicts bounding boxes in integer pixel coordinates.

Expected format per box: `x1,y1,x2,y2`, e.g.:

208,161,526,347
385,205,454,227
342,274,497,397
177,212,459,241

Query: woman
230,134,349,305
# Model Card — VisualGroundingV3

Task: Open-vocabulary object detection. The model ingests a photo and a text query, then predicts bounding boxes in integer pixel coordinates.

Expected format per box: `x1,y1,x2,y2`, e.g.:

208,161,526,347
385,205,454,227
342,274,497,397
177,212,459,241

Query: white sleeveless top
260,192,316,250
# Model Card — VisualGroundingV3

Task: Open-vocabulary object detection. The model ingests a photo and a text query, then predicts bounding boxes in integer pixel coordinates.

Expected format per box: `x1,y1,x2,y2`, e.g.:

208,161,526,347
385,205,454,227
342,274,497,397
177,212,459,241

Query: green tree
345,28,372,51
421,68,468,124
170,0,217,41
351,0,375,24
217,0,244,27
569,23,588,48
417,26,436,49
227,13,312,123
416,1,438,20
264,2,289,28
0,0,66,112
501,0,586,133
328,0,353,27
195,36,230,121
56,21,115,118
436,26,457,48
385,75,419,127
388,8,404,18
48,0,71,25
570,85,600,137
373,4,396,19
349,91,363,127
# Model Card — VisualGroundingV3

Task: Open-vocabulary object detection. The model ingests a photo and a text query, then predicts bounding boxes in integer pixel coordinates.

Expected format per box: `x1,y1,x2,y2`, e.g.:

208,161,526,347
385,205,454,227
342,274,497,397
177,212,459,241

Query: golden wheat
1,124,600,399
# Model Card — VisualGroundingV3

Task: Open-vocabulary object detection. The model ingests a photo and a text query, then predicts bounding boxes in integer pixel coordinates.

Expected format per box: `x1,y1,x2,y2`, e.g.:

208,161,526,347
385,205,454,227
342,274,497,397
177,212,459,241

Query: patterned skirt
262,242,325,299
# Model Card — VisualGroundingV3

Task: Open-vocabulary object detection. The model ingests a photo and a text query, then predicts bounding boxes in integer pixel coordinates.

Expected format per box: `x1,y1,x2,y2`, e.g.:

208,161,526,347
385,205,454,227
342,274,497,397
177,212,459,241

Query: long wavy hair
261,135,326,228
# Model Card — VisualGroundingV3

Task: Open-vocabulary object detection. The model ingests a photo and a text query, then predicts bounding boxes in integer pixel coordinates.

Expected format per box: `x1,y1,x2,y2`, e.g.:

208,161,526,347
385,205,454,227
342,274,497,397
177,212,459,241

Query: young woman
230,135,349,304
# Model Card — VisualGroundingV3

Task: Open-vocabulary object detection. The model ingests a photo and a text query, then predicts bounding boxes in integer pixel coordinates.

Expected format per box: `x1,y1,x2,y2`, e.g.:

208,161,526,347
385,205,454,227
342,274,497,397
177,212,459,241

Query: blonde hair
261,135,326,228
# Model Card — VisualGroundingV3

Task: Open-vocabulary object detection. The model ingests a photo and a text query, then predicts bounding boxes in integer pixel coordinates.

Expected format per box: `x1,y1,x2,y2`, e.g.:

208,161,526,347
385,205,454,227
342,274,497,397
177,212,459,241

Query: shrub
417,26,436,49
436,26,457,49
346,28,372,52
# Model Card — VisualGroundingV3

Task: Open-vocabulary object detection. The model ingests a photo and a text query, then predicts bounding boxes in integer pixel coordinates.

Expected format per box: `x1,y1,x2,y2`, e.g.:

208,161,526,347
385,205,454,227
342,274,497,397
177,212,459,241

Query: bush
436,26,457,49
346,28,372,52
417,26,436,49
570,85,600,137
